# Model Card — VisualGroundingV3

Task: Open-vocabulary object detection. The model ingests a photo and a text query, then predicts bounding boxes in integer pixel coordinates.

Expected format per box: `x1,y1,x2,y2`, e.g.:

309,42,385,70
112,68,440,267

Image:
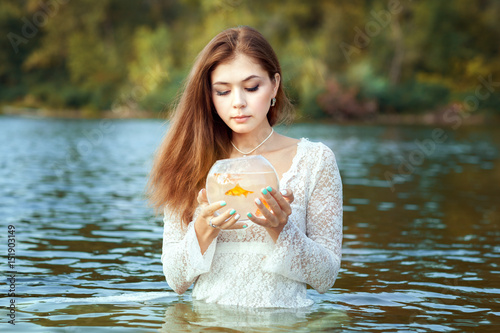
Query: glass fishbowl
206,155,280,229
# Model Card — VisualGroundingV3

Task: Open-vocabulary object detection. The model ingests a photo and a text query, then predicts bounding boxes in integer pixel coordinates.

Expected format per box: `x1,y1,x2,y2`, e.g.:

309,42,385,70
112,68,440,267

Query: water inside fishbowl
206,155,279,228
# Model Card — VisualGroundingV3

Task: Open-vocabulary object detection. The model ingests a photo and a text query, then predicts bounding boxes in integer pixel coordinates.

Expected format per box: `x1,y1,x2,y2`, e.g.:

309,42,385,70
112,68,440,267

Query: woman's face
211,54,279,135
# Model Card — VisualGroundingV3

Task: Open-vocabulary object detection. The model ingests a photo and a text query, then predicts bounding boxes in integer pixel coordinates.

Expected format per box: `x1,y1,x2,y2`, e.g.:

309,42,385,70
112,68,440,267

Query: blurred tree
0,0,499,118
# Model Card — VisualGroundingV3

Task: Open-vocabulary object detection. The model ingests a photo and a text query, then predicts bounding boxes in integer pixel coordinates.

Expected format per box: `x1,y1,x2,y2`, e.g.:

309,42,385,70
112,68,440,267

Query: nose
232,89,246,109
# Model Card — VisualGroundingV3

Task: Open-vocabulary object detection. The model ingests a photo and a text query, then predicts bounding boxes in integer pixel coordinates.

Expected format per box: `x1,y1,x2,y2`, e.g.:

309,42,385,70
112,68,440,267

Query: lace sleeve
262,145,343,293
161,208,218,294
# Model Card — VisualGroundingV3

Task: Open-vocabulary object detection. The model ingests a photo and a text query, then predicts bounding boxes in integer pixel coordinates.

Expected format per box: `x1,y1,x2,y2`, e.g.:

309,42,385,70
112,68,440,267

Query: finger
220,213,244,230
245,212,267,227
279,188,294,204
197,188,209,205
258,191,279,214
268,187,292,216
201,200,227,218
217,208,237,225
210,208,237,228
254,196,279,226
260,187,285,218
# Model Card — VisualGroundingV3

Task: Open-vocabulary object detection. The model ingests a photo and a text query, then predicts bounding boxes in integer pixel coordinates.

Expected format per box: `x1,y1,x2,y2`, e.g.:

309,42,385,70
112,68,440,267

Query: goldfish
225,184,254,197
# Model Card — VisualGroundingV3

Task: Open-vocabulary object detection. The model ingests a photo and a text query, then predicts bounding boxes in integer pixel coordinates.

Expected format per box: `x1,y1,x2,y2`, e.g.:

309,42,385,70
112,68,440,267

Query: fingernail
247,213,252,218
235,214,240,220
280,189,287,196
266,186,272,192
220,201,227,206
242,224,248,228
230,209,236,215
262,188,268,195
255,198,262,205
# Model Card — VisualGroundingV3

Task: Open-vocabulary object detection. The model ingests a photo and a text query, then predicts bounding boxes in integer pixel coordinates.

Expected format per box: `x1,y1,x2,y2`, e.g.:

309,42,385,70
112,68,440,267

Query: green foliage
347,62,450,113
376,80,450,113
1,0,499,118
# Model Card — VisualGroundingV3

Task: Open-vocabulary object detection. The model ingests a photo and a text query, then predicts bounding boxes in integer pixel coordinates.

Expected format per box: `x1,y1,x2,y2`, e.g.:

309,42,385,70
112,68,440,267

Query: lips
232,115,251,123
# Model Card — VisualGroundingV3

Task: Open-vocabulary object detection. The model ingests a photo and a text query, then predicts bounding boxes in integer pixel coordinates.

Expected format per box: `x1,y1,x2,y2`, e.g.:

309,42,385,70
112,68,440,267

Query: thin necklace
231,128,274,157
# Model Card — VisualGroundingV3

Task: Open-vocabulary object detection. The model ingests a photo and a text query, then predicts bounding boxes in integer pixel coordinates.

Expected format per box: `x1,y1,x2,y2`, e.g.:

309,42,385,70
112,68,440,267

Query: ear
272,73,281,97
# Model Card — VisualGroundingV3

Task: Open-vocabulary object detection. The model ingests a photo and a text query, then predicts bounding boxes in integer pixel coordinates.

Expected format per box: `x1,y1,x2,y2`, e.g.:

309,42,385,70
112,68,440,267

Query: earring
270,98,276,107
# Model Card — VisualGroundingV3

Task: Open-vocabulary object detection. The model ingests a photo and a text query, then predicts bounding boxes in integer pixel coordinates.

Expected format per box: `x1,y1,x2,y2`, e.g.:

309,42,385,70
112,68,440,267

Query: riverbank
2,105,498,126
0,106,161,119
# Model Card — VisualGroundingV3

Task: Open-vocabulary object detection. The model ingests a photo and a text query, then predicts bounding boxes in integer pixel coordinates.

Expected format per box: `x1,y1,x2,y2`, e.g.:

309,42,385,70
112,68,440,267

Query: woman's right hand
194,189,241,254
195,189,241,233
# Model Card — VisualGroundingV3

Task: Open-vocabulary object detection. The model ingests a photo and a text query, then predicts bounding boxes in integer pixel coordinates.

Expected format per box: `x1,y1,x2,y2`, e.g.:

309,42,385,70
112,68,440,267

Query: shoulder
298,138,337,163
296,139,340,185
272,134,300,152
298,140,341,195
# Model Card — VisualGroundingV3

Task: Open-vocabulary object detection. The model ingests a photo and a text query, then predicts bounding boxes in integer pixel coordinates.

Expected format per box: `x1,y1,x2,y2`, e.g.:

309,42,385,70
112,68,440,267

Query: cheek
213,99,230,120
254,87,273,107
254,95,271,112
212,98,223,113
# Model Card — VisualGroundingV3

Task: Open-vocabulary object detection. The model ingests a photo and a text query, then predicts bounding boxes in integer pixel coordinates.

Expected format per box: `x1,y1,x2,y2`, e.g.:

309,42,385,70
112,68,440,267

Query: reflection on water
0,116,499,332
160,300,348,332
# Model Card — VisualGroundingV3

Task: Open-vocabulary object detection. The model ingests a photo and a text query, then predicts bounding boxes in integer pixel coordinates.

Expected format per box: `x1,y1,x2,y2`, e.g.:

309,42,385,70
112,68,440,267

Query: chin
228,122,253,132
230,128,253,134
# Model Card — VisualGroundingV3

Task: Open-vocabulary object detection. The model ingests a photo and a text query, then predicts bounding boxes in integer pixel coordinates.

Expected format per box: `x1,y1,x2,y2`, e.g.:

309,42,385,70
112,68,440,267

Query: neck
231,126,274,155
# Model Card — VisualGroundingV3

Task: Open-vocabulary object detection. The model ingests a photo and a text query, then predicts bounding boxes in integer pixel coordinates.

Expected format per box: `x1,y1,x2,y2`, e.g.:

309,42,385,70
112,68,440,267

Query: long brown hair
147,26,293,226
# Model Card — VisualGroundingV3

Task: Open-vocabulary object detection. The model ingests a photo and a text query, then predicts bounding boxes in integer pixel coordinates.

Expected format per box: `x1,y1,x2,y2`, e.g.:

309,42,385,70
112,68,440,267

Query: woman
148,26,342,308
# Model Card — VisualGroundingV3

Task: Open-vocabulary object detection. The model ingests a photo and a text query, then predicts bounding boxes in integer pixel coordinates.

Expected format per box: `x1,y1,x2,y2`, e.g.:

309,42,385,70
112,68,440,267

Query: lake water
1,116,499,332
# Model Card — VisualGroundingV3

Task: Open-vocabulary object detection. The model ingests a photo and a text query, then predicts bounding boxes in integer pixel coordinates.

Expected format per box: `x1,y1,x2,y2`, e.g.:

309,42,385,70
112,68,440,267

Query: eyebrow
212,75,262,86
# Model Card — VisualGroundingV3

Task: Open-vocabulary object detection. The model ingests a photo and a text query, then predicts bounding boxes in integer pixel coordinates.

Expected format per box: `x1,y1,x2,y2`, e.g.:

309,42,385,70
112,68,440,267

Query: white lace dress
161,138,343,308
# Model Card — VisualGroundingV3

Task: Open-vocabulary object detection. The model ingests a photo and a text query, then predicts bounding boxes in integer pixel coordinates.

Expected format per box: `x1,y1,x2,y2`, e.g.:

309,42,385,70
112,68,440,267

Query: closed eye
215,90,230,96
246,85,259,92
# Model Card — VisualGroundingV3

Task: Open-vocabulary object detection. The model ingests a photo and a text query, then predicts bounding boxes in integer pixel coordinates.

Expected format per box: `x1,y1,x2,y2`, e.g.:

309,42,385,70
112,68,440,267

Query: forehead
211,54,268,83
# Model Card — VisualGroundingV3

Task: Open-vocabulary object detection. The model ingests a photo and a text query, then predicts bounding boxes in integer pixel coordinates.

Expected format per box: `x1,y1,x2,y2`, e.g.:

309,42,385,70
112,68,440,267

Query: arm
161,209,218,295
262,145,343,293
161,189,242,294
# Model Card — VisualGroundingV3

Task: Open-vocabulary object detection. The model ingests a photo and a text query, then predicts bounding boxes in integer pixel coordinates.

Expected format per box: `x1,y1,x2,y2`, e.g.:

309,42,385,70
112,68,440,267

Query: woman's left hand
247,187,294,242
